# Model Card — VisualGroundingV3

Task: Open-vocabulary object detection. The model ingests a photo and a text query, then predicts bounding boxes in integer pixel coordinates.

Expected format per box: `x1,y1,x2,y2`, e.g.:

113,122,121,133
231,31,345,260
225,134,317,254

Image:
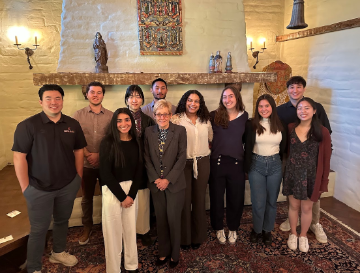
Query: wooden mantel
33,72,276,98
33,72,276,85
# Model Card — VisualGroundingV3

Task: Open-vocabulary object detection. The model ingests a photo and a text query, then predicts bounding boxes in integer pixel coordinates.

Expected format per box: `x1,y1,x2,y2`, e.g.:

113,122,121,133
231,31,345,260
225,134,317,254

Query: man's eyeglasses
154,113,170,118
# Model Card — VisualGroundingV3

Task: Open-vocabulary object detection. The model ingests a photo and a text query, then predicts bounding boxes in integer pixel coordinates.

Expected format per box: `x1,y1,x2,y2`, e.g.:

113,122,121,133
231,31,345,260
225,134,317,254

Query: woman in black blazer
125,85,155,246
144,99,187,268
244,94,286,246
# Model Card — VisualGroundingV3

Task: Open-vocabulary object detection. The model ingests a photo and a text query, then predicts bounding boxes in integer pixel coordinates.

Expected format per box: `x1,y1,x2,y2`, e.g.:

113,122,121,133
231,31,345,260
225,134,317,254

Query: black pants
181,156,210,245
209,155,245,231
82,167,100,228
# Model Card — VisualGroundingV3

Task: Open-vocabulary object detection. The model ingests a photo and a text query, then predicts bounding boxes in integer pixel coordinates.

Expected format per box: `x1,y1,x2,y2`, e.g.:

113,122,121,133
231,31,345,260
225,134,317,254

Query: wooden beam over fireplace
33,72,276,86
33,72,276,98
276,17,360,42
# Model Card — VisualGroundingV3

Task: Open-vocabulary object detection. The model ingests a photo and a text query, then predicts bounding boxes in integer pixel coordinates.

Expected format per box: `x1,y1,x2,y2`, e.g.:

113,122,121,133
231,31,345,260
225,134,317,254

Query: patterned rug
41,202,360,272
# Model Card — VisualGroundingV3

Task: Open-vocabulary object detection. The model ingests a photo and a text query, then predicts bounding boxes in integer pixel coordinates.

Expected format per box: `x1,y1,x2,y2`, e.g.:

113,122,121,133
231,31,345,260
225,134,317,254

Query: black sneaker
262,231,272,246
250,229,262,243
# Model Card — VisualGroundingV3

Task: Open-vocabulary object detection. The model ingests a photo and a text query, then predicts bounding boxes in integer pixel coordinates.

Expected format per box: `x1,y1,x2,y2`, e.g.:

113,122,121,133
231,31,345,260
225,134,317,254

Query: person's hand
21,183,29,193
86,153,99,168
121,196,134,208
155,179,169,191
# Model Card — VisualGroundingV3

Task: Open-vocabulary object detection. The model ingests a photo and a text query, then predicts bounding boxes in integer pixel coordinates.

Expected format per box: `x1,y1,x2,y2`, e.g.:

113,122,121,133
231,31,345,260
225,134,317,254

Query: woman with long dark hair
283,97,331,253
171,90,212,250
125,85,155,246
244,94,286,246
209,85,248,245
99,108,142,273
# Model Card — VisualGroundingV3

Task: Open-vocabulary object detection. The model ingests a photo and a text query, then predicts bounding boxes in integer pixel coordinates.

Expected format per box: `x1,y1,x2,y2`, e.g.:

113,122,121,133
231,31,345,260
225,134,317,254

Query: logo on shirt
64,127,75,133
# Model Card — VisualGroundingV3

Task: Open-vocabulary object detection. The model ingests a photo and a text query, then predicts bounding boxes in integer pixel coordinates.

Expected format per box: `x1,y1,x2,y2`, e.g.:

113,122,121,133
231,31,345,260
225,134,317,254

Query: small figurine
214,51,222,73
225,52,233,73
93,32,109,73
209,53,215,73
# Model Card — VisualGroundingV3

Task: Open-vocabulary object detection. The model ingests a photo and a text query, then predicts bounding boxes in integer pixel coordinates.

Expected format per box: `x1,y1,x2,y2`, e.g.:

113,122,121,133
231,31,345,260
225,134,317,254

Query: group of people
12,76,331,273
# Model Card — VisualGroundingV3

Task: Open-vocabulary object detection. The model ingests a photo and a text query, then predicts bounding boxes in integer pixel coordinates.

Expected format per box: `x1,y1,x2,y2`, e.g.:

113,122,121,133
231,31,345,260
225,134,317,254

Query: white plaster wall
243,0,284,72
243,0,284,111
0,0,63,168
58,0,250,73
57,0,254,116
281,0,360,212
0,0,257,169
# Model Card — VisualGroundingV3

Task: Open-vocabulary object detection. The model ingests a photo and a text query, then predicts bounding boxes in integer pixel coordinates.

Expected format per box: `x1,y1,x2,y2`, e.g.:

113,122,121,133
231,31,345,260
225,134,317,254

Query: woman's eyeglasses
154,113,170,118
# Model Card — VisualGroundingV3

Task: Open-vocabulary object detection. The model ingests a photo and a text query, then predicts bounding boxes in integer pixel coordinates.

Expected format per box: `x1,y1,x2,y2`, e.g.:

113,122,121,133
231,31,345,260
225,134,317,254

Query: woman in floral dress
283,97,331,253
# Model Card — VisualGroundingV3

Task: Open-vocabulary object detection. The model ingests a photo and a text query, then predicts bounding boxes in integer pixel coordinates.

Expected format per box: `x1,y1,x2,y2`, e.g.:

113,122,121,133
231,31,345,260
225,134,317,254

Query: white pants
102,181,138,273
136,188,150,235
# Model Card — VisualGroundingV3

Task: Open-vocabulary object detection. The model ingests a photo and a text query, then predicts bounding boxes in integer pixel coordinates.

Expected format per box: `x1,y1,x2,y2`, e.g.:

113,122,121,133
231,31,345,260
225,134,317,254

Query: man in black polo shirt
12,84,87,273
277,76,332,244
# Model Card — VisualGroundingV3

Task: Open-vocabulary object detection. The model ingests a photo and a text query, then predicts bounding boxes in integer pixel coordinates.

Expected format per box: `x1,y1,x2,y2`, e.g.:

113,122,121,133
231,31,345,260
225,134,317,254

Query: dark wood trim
33,72,277,86
276,17,360,42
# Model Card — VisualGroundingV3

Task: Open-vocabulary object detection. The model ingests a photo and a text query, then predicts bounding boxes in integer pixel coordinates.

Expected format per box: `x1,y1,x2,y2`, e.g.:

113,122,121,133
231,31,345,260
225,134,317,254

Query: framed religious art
137,0,183,55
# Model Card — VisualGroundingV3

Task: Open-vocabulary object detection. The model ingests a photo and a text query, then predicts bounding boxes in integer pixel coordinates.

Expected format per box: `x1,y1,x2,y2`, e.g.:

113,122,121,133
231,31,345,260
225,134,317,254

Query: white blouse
171,113,213,178
253,118,282,156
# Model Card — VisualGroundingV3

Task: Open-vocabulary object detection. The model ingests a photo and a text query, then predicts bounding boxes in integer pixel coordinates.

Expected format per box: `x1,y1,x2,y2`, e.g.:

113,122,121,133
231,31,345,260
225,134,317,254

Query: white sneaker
228,231,238,244
299,236,309,252
216,229,226,244
280,218,300,232
310,223,328,243
49,251,78,267
287,233,298,250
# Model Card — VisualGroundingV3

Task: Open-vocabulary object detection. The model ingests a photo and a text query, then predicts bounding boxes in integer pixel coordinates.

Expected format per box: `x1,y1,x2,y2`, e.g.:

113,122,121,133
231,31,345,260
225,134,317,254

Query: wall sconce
249,40,266,69
14,36,39,70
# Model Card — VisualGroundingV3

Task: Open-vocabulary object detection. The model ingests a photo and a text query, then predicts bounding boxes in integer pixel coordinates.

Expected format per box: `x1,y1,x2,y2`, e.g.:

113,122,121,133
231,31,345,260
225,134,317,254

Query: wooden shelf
33,72,276,98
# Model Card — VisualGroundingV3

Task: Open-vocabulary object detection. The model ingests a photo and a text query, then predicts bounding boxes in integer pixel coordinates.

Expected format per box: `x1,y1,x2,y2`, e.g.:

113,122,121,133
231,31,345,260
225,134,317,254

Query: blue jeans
248,154,282,234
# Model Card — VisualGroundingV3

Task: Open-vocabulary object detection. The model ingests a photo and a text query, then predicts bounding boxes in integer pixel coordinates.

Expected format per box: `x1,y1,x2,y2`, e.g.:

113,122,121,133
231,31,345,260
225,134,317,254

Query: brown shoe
79,226,92,245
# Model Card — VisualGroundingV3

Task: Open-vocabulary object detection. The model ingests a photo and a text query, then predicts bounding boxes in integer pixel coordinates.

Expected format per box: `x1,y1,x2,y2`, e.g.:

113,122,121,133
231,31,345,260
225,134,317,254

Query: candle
263,41,266,48
15,36,18,44
35,36,37,45
250,41,252,49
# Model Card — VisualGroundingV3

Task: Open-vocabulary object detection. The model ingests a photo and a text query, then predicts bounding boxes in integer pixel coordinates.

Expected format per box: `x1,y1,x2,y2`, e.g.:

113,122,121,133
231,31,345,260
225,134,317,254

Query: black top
276,100,332,134
140,111,156,140
12,112,87,191
139,111,156,189
210,110,249,160
243,119,287,173
99,137,142,202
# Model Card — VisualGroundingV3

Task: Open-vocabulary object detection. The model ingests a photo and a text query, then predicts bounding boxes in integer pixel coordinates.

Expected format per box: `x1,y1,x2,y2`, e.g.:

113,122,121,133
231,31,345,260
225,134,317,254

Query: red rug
42,202,360,272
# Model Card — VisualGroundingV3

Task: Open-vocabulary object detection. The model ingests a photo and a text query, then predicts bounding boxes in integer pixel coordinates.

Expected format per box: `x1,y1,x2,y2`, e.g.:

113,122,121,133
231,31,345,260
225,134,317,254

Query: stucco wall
0,0,63,168
243,0,284,72
281,0,360,211
57,0,254,125
0,0,255,168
